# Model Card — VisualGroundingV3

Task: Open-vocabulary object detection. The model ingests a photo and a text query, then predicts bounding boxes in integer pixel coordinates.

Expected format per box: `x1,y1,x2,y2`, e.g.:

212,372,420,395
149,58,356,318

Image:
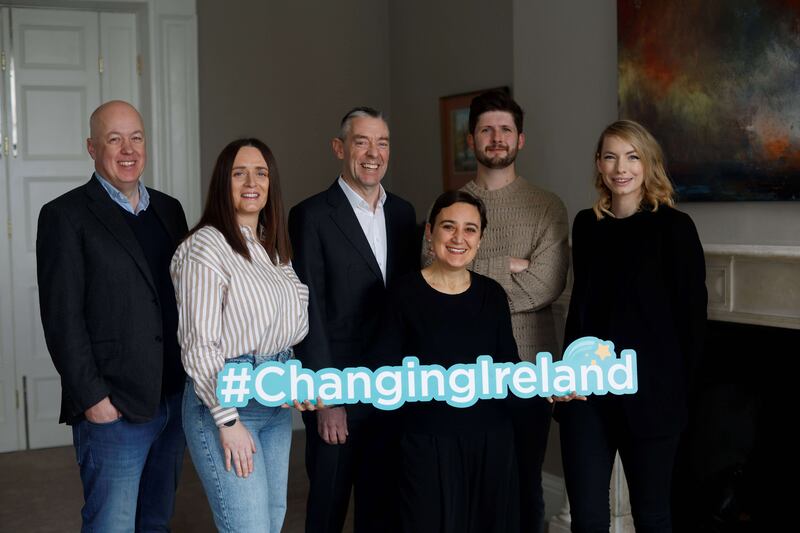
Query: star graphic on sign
594,343,612,360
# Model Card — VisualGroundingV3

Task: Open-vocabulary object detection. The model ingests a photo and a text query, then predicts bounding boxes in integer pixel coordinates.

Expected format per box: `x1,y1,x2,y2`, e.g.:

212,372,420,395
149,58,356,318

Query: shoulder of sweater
461,178,565,212
575,207,596,222
515,178,562,200
653,205,699,237
572,208,597,233
654,204,686,220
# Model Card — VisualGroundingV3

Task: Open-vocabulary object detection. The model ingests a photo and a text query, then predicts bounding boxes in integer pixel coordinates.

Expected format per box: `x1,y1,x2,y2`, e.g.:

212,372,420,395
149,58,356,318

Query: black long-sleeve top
560,206,707,437
372,270,520,435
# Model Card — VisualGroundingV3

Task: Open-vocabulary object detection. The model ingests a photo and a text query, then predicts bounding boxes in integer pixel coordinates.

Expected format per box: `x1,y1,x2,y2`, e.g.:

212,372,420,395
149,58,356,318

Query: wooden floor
0,429,353,533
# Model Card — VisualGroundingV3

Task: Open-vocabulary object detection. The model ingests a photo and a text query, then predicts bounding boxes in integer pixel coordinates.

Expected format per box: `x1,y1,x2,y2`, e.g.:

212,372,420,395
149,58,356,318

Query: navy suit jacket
37,176,188,424
288,180,418,374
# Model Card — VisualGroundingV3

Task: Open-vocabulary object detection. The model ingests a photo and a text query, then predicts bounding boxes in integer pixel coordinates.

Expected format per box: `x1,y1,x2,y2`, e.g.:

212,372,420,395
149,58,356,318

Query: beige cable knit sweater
424,177,569,360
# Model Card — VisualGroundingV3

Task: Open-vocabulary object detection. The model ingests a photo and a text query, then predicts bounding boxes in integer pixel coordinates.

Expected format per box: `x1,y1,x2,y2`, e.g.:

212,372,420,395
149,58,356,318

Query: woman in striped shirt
171,138,316,533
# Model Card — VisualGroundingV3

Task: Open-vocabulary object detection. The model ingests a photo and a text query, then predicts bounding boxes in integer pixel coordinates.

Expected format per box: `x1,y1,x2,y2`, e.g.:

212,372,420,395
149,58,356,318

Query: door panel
9,7,101,449
21,87,88,159
100,12,139,106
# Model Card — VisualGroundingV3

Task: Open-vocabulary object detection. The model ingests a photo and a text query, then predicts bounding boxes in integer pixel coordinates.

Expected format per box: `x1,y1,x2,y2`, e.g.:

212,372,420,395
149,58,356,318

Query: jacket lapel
326,181,384,283
84,177,158,295
147,190,182,246
384,195,402,283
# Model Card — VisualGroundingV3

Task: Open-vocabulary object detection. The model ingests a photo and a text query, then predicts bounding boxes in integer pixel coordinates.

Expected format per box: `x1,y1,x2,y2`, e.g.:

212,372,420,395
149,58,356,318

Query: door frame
0,0,199,451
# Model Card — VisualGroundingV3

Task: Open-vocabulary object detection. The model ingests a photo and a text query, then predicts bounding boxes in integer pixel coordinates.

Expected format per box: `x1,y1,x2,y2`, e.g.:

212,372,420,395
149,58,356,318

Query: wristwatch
222,419,237,427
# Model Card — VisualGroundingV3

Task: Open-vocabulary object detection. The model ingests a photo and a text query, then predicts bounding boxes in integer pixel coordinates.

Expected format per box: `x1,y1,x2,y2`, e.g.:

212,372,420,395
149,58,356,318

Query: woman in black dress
555,120,706,532
374,190,520,533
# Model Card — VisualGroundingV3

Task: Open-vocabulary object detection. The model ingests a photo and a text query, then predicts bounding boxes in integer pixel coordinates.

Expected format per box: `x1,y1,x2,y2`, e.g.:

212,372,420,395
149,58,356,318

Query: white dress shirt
338,176,388,283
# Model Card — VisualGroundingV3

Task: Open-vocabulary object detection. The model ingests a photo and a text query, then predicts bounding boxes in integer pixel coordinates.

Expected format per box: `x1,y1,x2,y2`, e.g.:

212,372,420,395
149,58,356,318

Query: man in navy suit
289,107,418,533
37,100,188,532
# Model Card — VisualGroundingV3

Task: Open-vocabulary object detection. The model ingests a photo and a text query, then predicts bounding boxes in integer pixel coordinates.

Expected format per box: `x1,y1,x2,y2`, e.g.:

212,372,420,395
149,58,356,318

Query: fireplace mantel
704,244,800,331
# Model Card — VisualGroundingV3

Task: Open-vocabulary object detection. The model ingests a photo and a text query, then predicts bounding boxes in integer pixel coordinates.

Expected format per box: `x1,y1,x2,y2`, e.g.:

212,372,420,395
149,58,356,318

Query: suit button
152,298,159,306
155,335,162,343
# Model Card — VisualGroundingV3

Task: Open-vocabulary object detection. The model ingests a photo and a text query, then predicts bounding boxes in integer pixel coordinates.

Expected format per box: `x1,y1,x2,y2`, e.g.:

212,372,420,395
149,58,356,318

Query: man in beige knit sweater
431,90,569,532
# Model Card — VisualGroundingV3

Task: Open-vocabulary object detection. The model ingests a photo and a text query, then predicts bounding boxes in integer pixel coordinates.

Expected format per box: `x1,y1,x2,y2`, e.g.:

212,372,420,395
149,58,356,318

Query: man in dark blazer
289,107,418,533
36,100,188,532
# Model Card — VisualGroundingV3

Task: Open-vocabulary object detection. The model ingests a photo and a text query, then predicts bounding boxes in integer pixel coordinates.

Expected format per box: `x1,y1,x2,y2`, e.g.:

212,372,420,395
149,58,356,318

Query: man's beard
475,144,518,169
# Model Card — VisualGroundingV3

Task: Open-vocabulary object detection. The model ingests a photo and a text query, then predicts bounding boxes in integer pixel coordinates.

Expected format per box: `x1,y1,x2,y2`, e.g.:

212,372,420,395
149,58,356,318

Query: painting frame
439,87,509,191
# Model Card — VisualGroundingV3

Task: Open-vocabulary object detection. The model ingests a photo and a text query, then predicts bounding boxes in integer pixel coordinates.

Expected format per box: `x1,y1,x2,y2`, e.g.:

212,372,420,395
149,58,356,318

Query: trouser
558,400,680,533
183,378,291,533
72,391,185,533
303,408,400,533
513,396,553,533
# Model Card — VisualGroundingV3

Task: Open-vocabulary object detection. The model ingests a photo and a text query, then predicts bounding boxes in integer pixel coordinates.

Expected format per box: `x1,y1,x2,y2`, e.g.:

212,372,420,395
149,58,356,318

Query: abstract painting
618,0,800,201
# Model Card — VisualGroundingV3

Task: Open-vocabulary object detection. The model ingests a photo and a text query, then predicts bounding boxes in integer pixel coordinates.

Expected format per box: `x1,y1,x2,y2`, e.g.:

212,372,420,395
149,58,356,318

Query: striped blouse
170,225,309,426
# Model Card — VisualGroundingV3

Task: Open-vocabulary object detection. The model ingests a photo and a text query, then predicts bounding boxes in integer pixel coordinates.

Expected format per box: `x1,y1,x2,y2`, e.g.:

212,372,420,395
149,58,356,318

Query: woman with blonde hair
555,120,707,532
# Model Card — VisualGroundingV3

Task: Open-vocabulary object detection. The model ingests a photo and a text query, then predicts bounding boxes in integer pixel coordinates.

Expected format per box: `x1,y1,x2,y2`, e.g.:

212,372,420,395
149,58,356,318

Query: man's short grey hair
338,106,386,140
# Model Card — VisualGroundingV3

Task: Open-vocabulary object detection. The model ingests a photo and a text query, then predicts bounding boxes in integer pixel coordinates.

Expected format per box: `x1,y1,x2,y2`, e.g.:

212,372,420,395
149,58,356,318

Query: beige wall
513,0,616,227
387,0,513,217
197,0,391,210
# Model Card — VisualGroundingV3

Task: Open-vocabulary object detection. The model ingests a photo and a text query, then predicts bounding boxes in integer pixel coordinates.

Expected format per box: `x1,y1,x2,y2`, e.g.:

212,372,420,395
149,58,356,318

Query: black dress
373,270,521,533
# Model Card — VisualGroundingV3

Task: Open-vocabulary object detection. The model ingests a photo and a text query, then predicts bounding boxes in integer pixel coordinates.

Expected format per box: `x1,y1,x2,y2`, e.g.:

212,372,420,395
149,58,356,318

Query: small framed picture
439,87,509,191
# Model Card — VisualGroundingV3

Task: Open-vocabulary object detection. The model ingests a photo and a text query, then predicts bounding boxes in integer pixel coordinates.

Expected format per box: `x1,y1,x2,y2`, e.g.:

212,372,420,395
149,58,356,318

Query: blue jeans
72,392,185,533
183,352,292,533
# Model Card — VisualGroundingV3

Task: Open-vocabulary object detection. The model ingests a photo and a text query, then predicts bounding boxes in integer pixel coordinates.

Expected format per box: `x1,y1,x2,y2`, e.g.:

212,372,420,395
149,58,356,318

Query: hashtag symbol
218,364,252,406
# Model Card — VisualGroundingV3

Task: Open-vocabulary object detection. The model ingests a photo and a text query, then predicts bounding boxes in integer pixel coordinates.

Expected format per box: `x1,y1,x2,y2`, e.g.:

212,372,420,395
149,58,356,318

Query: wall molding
704,244,800,330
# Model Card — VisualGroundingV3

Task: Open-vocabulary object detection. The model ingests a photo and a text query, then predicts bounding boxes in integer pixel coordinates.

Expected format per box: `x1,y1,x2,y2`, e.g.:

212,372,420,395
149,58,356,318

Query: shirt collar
338,176,386,212
239,225,258,242
94,172,150,215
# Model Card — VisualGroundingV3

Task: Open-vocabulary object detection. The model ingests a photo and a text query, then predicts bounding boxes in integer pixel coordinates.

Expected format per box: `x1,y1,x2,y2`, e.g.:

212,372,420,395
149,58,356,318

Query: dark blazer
288,179,418,373
560,206,707,437
36,176,188,424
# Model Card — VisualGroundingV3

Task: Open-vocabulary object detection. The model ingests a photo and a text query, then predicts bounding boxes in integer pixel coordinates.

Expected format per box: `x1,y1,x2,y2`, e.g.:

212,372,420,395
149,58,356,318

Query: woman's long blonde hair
592,120,675,219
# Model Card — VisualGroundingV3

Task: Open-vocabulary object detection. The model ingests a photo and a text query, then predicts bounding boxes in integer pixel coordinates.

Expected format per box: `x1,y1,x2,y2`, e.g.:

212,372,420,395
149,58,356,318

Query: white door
99,12,139,107
5,7,141,450
6,6,101,449
0,2,191,452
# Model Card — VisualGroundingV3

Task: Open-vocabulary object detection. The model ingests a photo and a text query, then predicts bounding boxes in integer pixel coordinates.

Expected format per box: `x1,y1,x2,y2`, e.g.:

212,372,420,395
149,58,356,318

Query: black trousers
303,408,400,533
512,397,553,533
558,400,680,533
